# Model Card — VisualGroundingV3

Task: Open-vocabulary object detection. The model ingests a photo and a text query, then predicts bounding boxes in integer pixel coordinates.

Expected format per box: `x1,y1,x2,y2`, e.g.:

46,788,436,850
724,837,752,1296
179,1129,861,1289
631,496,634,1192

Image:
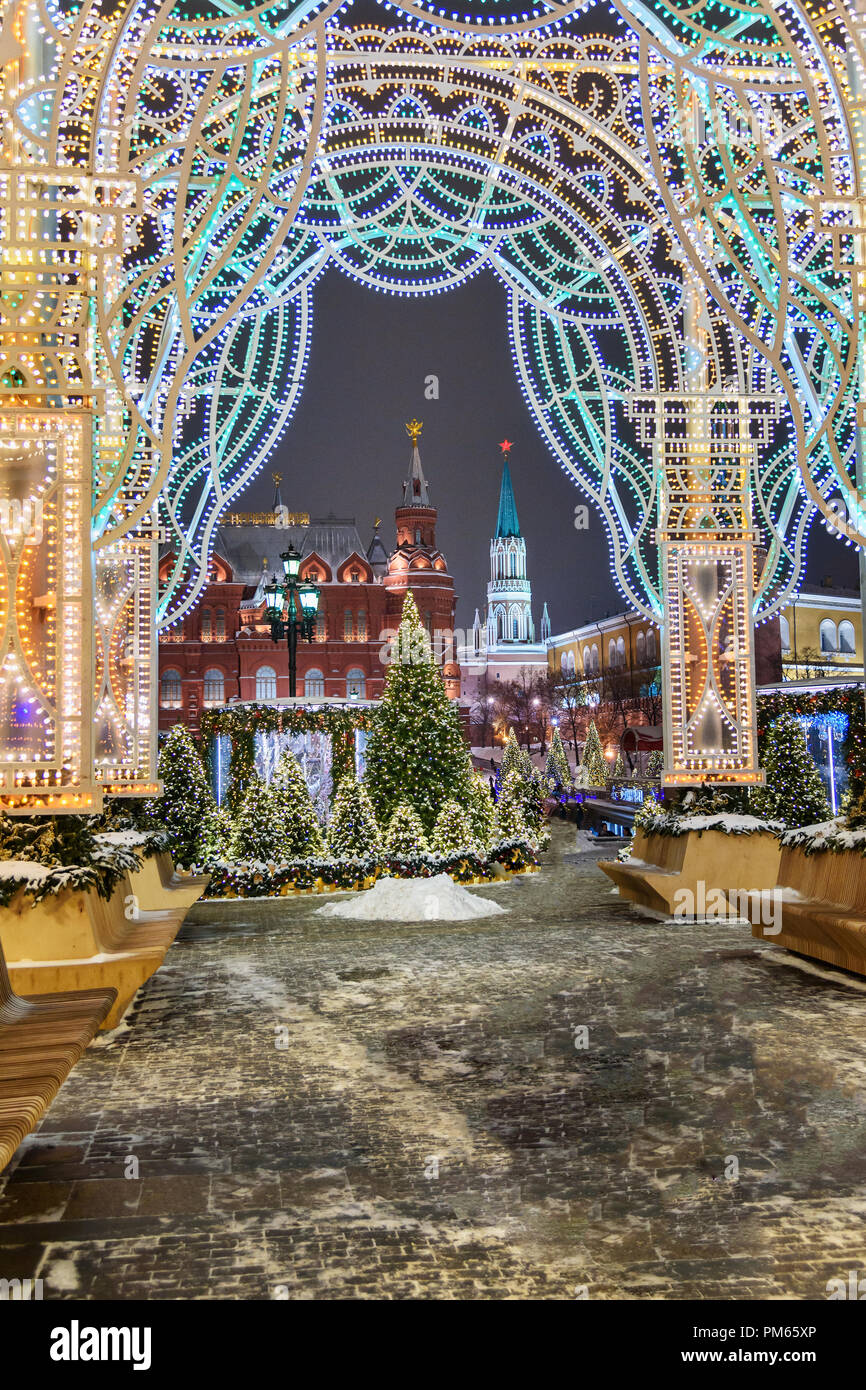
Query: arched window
636,631,646,666
256,665,277,701
591,644,600,674
344,608,353,641
305,668,325,698
617,636,626,667
346,668,366,699
357,609,367,642
568,651,576,675
646,629,657,663
424,610,433,635
160,669,182,708
215,608,226,641
820,619,837,653
414,528,421,544
497,609,505,641
200,609,212,641
203,668,224,706
512,613,520,639
608,638,617,667
839,620,856,655
350,567,360,583
583,647,591,674
779,614,791,652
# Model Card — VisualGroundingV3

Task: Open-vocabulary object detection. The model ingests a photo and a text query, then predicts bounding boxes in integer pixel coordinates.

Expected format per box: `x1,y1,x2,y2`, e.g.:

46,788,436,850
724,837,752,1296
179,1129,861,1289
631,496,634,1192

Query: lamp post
263,545,321,698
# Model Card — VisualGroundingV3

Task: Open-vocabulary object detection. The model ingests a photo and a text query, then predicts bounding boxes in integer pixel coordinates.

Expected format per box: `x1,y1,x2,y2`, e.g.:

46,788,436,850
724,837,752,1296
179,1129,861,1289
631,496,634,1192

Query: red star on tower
499,438,513,455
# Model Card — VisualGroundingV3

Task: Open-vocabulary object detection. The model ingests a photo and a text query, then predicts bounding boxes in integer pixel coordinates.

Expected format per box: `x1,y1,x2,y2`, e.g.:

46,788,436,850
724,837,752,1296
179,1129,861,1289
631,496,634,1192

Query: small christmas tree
431,799,476,854
751,714,831,828
364,592,473,833
147,724,221,866
271,751,325,857
500,728,524,781
613,753,626,780
646,749,664,779
228,776,287,862
495,769,528,840
384,803,429,856
466,772,497,851
581,721,608,788
545,728,571,794
328,775,381,857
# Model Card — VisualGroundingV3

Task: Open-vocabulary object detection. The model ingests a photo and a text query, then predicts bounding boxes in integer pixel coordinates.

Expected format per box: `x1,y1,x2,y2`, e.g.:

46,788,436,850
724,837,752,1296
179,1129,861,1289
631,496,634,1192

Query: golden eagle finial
406,419,423,446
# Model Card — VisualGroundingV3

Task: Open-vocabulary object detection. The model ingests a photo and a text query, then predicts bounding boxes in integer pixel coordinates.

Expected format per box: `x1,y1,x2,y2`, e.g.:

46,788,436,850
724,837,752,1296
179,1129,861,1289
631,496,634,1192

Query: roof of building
495,457,521,539
401,442,431,508
213,515,367,586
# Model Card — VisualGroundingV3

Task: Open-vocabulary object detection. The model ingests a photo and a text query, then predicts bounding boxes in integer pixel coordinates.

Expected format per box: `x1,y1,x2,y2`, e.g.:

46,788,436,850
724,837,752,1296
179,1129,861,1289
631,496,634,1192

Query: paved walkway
2,823,866,1300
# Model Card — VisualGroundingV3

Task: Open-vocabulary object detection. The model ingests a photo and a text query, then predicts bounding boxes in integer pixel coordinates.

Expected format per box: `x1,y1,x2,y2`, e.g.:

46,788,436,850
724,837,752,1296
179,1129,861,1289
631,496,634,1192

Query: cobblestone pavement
2,822,866,1300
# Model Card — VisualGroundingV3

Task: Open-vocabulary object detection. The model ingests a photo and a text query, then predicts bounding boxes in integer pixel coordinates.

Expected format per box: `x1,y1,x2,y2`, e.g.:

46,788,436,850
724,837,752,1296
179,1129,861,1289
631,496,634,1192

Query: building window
160,669,182,708
608,638,617,667
305,668,325,698
839,620,856,655
591,643,600,674
617,636,626,666
820,619,837,654
215,608,226,641
424,610,433,635
316,611,326,642
646,629,657,663
779,614,790,652
357,609,367,642
512,613,520,640
344,609,353,641
256,665,277,701
636,631,646,666
200,610,212,641
415,528,421,544
346,668,366,699
350,568,360,583
203,668,224,706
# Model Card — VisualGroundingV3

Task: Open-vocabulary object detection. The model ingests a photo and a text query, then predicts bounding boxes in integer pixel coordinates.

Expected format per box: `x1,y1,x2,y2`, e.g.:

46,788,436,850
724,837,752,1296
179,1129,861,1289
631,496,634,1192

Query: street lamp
263,546,321,698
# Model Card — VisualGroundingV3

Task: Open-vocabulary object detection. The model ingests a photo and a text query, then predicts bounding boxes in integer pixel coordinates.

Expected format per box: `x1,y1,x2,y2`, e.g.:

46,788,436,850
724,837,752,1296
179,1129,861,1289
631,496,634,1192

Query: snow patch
316,872,507,922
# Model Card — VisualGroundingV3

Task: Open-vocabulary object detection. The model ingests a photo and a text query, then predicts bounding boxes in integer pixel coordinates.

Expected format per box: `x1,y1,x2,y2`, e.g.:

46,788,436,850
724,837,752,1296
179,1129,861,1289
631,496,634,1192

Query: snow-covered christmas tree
646,749,664,779
271,751,324,857
431,799,476,854
545,728,571,794
384,803,429,856
466,772,497,851
580,721,608,788
613,753,626,780
500,728,524,781
495,769,528,840
147,724,223,866
751,713,830,828
228,776,288,862
364,591,473,833
328,775,382,857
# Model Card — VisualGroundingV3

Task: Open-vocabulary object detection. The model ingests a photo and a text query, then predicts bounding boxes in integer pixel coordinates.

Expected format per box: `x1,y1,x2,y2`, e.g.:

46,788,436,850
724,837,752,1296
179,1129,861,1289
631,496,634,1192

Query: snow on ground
316,872,508,922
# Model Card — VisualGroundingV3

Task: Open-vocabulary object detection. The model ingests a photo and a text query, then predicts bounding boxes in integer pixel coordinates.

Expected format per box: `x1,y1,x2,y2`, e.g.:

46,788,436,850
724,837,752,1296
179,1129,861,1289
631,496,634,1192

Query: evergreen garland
363,592,473,833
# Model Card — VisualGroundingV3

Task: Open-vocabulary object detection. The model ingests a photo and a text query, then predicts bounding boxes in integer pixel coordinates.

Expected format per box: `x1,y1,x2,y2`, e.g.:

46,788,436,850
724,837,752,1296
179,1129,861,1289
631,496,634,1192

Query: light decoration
2,0,866,799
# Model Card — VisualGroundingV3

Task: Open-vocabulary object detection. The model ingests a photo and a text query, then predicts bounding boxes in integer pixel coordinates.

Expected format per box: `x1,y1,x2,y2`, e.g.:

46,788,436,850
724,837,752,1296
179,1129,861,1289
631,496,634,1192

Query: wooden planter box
124,851,209,914
0,879,188,1030
599,826,781,918
753,845,866,975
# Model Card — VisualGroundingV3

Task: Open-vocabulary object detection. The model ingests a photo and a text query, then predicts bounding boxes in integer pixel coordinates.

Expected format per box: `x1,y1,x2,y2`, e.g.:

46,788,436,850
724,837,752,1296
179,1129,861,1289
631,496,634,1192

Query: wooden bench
0,937,114,1173
751,844,866,975
0,879,188,1031
600,826,781,918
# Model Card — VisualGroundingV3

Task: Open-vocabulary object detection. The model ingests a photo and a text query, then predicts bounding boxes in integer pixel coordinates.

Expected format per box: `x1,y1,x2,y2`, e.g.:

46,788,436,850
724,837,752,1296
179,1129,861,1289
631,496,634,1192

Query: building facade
158,426,459,733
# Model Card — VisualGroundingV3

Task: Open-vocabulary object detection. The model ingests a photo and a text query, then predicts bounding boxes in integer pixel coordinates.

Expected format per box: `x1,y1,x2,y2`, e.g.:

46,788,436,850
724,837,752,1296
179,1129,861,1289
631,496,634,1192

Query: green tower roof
495,456,521,538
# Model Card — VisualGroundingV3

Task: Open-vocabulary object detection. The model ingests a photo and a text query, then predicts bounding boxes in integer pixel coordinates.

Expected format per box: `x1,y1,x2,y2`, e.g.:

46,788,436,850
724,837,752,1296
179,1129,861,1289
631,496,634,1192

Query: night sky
240,267,859,635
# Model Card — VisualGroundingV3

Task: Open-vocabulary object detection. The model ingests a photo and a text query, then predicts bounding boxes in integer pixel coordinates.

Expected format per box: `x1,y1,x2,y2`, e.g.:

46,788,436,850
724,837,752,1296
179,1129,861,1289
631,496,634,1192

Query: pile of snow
316,872,507,922
0,860,51,883
96,830,151,847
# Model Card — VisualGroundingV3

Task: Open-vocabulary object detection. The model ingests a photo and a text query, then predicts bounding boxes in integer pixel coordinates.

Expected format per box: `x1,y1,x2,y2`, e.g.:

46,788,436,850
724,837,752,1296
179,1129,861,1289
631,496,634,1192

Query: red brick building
157,428,460,733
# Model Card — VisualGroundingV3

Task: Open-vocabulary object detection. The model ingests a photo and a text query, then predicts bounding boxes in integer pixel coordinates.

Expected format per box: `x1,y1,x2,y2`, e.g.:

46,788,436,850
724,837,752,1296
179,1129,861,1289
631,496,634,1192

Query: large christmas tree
147,724,222,866
328,774,382,857
751,713,831,827
580,720,608,788
271,751,325,857
364,591,473,833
